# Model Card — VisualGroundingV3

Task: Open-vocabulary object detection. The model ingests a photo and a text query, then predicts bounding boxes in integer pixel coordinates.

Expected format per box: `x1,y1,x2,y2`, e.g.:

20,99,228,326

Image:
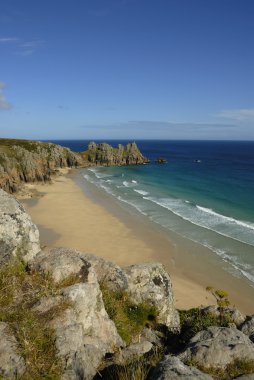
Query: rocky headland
0,138,149,194
1,189,254,379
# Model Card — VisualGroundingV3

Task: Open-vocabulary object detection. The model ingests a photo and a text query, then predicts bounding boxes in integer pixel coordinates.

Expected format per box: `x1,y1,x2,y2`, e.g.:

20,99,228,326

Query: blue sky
0,0,254,140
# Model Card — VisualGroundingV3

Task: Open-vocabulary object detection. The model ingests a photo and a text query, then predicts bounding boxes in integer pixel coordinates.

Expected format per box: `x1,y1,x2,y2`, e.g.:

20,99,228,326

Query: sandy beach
20,169,254,313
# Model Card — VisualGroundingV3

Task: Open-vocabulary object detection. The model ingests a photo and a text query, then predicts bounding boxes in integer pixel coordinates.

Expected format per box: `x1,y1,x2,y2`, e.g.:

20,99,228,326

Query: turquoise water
53,140,254,285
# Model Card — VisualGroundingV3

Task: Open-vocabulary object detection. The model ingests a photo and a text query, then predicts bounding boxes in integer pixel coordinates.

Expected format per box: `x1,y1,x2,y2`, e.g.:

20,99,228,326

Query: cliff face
0,139,149,193
84,141,149,166
0,139,82,193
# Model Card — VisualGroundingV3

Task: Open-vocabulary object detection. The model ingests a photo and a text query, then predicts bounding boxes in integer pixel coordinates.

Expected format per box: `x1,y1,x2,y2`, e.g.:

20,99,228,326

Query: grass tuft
0,259,72,379
166,307,233,354
188,358,254,379
100,283,158,345
96,346,164,380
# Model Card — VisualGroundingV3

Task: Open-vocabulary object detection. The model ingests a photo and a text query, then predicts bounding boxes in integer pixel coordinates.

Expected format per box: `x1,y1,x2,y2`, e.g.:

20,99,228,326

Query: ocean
52,140,254,287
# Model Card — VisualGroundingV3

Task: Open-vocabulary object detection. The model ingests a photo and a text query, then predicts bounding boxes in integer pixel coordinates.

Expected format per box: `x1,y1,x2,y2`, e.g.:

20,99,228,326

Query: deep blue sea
51,140,254,285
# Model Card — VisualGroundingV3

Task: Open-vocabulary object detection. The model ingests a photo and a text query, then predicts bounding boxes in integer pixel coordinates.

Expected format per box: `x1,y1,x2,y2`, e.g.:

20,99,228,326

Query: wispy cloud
0,82,11,110
0,36,44,56
80,120,240,140
217,108,254,122
17,39,44,56
0,37,18,43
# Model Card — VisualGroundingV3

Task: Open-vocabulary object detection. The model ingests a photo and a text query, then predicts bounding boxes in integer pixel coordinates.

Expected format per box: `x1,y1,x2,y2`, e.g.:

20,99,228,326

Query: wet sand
20,170,254,313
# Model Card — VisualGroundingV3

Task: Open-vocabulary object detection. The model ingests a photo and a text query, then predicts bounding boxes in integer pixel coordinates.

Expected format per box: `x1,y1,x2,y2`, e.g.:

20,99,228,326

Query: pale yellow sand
19,171,216,310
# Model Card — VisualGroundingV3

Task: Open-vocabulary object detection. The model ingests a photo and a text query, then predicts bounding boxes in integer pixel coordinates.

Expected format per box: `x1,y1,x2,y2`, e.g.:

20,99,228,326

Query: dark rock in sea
155,157,167,164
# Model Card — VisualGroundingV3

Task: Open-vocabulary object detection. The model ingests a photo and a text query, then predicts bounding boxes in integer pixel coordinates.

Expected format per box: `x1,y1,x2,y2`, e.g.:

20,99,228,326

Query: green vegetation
166,307,233,354
0,138,40,153
206,286,230,323
104,347,164,380
100,284,158,345
188,358,254,380
0,259,72,379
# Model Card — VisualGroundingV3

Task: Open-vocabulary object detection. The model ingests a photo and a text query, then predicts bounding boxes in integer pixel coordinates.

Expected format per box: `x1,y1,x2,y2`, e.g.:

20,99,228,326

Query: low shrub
166,307,233,354
100,284,158,345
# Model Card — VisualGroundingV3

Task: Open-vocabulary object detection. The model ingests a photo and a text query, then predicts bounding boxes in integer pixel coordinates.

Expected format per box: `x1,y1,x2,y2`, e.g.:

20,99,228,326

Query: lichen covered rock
125,263,180,331
0,189,40,264
0,322,26,379
149,356,212,380
180,326,254,368
241,315,254,342
32,247,128,291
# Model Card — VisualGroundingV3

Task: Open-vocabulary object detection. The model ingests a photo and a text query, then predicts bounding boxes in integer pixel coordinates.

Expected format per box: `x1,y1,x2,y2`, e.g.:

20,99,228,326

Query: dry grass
97,346,164,380
0,259,72,379
188,358,254,379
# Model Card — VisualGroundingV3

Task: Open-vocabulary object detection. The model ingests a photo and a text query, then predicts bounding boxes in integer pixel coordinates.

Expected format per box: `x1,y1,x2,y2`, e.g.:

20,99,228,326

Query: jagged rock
125,263,180,332
0,322,26,379
180,327,254,368
43,265,124,379
114,341,153,364
33,295,63,314
86,141,149,166
241,316,254,342
148,356,212,379
0,189,40,265
32,247,128,291
51,309,104,380
139,327,163,346
61,280,124,351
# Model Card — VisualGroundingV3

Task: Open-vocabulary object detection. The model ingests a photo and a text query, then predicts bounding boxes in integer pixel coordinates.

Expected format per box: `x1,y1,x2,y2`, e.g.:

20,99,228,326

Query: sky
0,0,254,140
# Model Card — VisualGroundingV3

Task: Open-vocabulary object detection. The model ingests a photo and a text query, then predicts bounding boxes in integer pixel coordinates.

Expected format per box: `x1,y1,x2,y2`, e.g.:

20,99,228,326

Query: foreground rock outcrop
125,263,180,331
0,189,40,265
0,322,26,379
149,356,212,380
180,326,254,368
49,271,124,379
1,189,254,379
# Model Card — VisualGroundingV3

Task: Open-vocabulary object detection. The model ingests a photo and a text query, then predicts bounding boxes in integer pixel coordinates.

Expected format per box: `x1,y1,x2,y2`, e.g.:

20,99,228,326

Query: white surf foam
143,196,254,246
196,205,254,231
134,189,149,196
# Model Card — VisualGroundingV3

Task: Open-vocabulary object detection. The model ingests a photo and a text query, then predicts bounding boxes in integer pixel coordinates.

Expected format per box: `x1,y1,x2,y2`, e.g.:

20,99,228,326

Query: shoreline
20,169,254,313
